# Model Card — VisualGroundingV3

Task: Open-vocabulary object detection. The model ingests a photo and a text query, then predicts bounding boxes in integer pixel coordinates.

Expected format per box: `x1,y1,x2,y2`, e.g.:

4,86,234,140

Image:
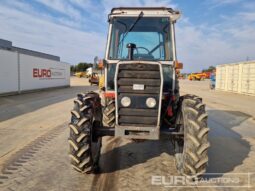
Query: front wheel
174,95,210,178
103,99,115,127
69,92,102,173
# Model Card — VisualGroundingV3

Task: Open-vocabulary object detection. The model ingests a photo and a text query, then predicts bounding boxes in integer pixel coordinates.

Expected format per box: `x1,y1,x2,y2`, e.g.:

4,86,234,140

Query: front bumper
115,125,159,140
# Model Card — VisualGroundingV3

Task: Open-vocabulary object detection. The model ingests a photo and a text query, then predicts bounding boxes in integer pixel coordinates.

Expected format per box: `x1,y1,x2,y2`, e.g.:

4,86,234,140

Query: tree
202,66,216,73
70,65,76,73
70,62,93,73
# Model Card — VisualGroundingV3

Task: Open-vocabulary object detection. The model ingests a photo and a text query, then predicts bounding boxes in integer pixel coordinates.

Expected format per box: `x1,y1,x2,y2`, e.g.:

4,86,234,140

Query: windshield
108,17,173,61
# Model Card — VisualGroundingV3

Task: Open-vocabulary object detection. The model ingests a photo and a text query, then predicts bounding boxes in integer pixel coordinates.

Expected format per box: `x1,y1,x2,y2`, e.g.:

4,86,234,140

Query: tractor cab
108,11,178,61
105,7,181,91
69,7,209,179
103,7,181,139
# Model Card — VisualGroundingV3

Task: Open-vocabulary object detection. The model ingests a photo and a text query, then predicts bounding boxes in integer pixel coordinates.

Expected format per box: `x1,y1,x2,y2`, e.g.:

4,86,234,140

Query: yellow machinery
74,72,86,78
99,75,104,90
188,73,206,81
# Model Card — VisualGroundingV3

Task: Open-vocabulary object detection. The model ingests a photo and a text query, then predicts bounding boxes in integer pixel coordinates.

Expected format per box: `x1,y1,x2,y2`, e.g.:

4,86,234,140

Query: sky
0,0,255,72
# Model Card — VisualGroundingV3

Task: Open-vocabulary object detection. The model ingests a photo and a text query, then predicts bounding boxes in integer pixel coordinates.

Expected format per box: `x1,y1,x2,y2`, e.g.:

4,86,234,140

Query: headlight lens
121,96,131,107
146,97,156,108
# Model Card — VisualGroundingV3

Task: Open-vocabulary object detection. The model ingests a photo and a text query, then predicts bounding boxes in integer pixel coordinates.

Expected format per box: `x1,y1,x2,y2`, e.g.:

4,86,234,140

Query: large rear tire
174,94,210,178
69,92,102,173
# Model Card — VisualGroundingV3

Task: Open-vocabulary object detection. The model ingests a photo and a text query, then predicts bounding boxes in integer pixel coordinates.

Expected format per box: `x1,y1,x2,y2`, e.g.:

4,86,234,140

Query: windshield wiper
117,11,144,48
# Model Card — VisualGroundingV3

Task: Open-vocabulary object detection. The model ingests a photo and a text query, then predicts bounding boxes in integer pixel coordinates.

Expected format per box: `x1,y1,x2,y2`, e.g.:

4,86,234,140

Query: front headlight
121,96,131,107
146,97,156,108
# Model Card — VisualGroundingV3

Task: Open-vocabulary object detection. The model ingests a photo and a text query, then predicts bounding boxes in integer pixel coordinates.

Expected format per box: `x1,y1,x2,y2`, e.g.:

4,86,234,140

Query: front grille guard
114,61,164,140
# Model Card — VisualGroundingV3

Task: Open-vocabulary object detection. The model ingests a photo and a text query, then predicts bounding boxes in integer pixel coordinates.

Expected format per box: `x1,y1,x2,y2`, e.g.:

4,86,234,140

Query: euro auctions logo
33,68,51,78
151,173,251,188
33,68,65,79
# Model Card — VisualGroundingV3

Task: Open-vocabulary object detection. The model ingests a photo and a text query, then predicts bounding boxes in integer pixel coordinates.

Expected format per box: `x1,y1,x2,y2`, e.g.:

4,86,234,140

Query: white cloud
2,0,84,30
176,10,255,72
238,12,255,22
242,1,255,10
69,0,95,10
35,0,82,21
0,0,254,72
207,0,242,8
0,4,105,64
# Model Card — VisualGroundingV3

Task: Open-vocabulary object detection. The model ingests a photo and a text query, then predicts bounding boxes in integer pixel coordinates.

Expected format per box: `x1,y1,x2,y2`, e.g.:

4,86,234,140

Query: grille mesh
117,63,161,126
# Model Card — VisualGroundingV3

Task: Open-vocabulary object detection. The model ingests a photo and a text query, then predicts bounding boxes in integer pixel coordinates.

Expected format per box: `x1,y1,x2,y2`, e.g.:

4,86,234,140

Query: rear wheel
69,92,102,173
174,94,210,178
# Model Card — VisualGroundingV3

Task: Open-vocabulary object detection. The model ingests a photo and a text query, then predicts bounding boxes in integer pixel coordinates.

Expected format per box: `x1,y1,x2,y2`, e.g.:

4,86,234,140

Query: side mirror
174,61,183,69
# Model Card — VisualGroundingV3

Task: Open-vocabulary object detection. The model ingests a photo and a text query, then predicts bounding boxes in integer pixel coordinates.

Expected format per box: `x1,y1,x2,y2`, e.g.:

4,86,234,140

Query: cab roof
109,7,181,21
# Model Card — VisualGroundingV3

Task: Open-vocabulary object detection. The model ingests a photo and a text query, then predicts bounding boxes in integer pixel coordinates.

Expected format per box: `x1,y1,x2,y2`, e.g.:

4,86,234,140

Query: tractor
68,7,209,179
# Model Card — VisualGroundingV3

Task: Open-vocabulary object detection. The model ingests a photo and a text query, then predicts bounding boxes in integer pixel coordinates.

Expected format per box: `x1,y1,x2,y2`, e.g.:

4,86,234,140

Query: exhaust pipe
126,43,136,60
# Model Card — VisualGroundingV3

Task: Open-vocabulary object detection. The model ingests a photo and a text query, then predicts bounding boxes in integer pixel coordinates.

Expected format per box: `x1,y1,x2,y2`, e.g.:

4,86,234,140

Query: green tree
75,63,91,72
70,62,94,73
202,66,216,72
70,65,76,73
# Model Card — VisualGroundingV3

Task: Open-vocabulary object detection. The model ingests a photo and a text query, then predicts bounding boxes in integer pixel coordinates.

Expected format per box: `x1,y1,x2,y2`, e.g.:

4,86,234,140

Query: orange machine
188,72,210,81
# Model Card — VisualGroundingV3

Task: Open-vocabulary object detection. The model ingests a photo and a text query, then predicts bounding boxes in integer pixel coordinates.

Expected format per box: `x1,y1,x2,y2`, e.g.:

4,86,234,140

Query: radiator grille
116,63,161,126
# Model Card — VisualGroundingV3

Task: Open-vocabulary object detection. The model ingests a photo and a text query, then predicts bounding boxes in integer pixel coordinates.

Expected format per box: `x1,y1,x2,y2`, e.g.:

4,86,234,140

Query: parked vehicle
68,7,209,179
88,72,99,85
86,67,93,78
188,73,206,81
74,72,86,78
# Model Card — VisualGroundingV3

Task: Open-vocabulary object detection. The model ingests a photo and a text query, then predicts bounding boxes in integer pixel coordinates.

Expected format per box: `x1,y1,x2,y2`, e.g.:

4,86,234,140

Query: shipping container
0,49,70,95
216,61,255,96
19,54,70,91
0,49,19,94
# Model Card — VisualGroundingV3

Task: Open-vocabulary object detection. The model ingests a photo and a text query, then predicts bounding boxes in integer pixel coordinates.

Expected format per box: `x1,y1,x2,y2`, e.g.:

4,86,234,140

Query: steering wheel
135,47,151,54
